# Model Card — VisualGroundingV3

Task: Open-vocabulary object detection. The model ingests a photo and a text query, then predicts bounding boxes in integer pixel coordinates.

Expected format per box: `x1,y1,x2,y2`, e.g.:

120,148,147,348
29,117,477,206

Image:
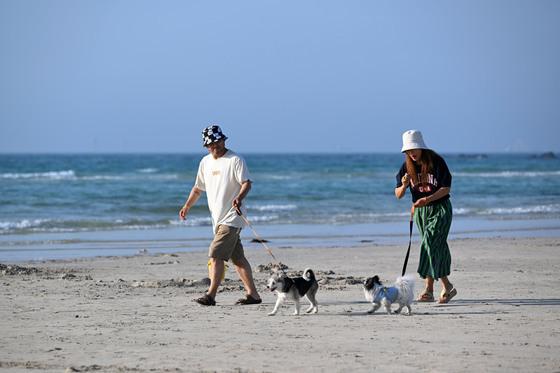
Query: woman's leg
425,276,434,294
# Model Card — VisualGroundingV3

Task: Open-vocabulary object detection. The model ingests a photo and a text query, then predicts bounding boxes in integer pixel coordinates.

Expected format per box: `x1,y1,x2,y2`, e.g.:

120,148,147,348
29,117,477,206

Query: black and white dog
363,275,415,315
266,268,319,316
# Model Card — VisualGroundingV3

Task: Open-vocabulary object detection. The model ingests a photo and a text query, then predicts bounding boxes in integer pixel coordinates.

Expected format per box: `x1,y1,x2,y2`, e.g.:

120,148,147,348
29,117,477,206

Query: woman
395,130,457,303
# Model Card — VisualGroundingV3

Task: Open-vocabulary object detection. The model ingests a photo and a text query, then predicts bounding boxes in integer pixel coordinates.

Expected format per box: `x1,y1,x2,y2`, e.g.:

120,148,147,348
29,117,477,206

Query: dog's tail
303,268,316,282
395,274,416,304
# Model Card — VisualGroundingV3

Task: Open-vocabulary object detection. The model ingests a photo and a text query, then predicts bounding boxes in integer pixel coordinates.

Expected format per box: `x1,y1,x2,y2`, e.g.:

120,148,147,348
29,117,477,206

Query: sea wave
0,218,182,235
0,219,51,231
455,171,560,178
169,217,212,227
81,175,127,181
450,204,560,216
479,204,560,215
0,170,76,180
245,215,279,222
260,175,295,180
0,170,179,181
249,204,297,212
0,214,283,235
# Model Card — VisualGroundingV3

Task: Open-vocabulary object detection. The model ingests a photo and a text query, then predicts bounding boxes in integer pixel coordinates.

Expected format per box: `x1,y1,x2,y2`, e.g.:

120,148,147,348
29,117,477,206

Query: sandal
194,293,216,306
417,290,434,302
438,287,457,304
235,295,262,305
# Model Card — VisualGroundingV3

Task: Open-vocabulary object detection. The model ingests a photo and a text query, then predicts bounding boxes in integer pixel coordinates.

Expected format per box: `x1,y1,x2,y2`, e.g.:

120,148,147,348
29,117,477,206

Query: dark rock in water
458,153,488,160
531,151,557,159
251,238,269,243
199,277,211,286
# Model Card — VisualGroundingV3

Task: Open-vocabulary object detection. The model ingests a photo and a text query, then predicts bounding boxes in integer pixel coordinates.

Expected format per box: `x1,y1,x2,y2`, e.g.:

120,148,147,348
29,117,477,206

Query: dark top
396,152,452,204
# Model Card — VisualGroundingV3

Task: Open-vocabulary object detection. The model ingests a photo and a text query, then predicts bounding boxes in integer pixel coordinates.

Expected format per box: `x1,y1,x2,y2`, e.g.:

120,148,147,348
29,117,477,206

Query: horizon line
0,150,557,156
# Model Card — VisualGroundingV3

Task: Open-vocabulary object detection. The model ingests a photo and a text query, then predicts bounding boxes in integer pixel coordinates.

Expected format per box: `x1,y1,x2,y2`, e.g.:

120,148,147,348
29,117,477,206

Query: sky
1,1,559,154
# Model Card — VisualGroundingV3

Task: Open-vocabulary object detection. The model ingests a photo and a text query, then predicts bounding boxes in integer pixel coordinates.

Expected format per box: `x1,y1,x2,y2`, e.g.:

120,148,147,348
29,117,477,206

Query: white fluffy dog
266,268,319,316
362,275,415,315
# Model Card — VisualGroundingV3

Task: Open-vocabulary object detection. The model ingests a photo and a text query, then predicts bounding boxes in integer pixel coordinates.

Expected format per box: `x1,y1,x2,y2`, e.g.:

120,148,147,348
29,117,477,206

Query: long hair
405,149,435,187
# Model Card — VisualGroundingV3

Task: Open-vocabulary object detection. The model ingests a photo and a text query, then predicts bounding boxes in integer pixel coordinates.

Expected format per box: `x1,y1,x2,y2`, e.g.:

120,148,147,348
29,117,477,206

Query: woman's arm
395,173,410,199
413,187,450,207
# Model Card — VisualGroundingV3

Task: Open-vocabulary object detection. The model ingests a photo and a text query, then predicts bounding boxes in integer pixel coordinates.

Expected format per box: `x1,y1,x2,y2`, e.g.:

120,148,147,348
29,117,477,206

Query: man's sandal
235,295,262,305
417,290,435,302
438,288,457,304
194,293,216,306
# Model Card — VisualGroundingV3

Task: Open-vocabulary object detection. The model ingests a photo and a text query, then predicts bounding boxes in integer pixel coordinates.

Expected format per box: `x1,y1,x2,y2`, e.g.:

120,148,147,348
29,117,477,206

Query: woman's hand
414,197,429,208
401,173,410,186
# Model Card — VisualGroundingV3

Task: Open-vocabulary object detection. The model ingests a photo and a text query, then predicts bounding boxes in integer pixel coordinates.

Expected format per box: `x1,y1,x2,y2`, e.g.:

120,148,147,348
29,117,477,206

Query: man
179,125,262,306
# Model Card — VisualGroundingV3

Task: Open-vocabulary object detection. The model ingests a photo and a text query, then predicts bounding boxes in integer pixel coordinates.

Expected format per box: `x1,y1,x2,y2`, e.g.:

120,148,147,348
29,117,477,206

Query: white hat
401,130,428,152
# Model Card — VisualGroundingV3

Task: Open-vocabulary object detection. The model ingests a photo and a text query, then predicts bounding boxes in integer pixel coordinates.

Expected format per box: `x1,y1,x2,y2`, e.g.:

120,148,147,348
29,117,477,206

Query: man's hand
180,187,202,221
232,198,242,215
179,204,189,221
232,180,251,215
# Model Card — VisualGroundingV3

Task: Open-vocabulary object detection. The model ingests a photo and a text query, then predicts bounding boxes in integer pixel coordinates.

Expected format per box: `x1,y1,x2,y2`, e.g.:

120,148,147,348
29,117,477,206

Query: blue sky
1,1,559,153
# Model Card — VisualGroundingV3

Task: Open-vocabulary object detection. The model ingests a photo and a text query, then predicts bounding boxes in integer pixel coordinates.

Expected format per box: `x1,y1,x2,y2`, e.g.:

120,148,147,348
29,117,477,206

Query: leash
235,207,287,276
401,206,415,276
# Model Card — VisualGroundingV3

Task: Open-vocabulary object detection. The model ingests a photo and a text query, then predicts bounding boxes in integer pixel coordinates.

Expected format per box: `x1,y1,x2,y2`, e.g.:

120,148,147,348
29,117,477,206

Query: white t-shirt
194,150,251,233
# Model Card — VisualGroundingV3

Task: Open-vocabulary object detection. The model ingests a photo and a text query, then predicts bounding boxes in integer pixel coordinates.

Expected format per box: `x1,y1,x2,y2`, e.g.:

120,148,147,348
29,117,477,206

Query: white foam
246,215,279,222
480,204,560,215
0,170,76,180
169,217,213,227
0,219,50,231
81,175,126,181
250,204,297,212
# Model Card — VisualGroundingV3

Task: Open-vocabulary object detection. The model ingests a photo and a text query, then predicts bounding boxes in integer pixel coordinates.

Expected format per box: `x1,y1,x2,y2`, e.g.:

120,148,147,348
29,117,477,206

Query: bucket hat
202,125,228,147
401,130,428,152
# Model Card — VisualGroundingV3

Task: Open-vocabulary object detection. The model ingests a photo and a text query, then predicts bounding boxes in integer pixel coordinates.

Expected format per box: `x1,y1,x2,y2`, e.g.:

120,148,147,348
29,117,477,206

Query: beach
1,236,559,372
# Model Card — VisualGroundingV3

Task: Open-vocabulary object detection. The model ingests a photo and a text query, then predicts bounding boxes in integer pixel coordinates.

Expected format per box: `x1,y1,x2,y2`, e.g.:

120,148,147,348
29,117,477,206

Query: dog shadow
434,298,560,307
314,298,560,316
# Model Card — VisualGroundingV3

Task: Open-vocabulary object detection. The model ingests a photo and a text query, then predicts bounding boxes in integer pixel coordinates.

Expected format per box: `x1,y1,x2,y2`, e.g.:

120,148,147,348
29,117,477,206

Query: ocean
1,153,559,261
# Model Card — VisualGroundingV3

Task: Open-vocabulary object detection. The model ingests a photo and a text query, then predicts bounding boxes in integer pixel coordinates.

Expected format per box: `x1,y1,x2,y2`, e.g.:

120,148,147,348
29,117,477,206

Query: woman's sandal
438,287,457,304
194,293,216,306
417,290,434,302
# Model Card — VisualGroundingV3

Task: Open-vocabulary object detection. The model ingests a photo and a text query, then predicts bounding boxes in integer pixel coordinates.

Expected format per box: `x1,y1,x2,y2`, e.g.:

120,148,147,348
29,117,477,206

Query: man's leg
195,225,235,305
232,256,260,300
207,257,225,298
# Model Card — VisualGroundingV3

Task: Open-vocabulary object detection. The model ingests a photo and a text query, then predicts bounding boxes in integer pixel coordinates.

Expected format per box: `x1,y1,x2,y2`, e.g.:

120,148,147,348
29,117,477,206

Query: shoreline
1,236,559,372
1,216,560,263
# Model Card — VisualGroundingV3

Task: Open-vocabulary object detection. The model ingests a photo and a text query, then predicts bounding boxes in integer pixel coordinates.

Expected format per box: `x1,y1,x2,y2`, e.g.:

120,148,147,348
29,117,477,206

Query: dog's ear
364,277,374,290
372,275,382,285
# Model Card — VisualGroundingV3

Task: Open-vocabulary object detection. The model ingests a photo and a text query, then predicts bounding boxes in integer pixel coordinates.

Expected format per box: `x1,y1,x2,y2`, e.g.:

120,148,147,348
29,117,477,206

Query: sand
1,237,560,372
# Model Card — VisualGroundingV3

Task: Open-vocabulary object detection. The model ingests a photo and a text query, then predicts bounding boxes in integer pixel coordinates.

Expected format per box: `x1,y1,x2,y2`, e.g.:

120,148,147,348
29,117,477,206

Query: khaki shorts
209,225,245,262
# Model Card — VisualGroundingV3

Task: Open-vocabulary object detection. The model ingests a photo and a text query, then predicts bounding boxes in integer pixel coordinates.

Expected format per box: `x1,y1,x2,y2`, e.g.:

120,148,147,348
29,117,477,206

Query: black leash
401,207,414,276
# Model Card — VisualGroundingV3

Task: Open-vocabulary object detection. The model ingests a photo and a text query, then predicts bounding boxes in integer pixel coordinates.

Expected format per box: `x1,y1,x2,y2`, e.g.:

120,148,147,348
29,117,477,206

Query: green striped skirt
414,199,453,280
